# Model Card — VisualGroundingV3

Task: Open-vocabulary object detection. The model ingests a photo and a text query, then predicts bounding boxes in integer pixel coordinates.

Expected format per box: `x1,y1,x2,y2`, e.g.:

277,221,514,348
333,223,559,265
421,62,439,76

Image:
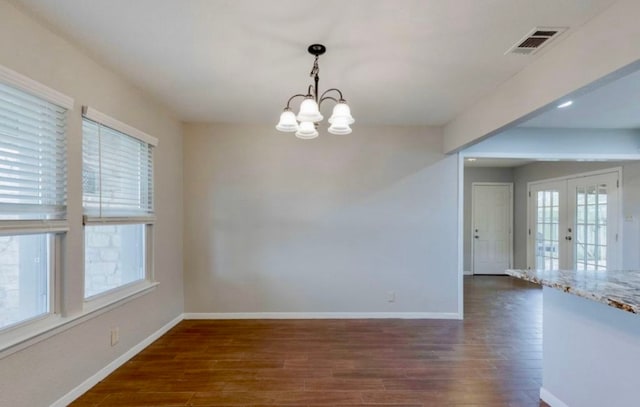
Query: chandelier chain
310,56,319,78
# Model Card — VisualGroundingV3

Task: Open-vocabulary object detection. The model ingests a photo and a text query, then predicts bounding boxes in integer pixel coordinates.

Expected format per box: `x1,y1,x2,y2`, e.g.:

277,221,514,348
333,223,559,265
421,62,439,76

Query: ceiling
520,67,640,129
14,0,616,126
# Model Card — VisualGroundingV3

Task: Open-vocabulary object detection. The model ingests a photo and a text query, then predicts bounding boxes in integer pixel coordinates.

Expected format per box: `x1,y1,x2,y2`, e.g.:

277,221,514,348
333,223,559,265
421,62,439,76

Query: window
0,68,71,331
0,234,51,329
82,107,157,299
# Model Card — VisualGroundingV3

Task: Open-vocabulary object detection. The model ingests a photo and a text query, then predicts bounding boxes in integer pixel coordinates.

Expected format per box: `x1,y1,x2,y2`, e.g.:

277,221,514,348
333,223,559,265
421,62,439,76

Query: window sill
0,281,159,359
84,280,159,314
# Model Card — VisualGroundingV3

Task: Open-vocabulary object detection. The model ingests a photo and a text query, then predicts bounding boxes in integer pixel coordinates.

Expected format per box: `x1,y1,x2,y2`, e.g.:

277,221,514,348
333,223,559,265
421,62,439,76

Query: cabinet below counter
506,269,640,407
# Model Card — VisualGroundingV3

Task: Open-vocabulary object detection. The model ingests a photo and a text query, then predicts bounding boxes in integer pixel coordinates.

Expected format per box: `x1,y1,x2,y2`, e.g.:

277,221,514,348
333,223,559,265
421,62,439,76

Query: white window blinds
0,82,67,221
82,108,156,219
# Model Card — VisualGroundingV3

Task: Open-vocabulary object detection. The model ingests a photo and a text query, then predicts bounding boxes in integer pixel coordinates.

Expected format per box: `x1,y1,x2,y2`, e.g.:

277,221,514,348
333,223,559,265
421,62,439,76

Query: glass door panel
535,190,560,270
568,172,619,271
529,181,567,270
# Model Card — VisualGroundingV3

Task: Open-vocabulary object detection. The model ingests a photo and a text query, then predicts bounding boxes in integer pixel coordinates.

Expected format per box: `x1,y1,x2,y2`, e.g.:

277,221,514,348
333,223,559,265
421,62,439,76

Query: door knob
565,236,572,241
474,235,479,239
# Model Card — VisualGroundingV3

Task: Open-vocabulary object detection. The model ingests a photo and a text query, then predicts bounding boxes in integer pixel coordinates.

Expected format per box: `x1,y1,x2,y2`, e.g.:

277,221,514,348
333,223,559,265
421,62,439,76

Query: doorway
471,183,513,275
528,169,620,270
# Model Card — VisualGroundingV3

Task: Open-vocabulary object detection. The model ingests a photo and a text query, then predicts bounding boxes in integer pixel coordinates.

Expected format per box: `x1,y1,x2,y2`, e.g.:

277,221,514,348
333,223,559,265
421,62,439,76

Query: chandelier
276,44,354,139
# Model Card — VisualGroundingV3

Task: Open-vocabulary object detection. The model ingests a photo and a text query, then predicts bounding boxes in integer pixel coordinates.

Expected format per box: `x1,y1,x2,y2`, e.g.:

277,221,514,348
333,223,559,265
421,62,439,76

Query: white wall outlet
110,327,119,346
387,291,396,303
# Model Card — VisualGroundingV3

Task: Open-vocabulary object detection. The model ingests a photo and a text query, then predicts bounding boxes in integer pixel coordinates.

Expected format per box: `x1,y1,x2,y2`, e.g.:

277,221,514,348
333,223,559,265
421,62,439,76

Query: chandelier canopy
276,44,354,139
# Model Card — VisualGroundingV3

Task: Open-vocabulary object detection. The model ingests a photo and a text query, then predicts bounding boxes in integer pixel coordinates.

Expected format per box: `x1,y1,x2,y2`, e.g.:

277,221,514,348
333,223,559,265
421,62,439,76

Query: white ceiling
14,0,616,126
520,67,640,129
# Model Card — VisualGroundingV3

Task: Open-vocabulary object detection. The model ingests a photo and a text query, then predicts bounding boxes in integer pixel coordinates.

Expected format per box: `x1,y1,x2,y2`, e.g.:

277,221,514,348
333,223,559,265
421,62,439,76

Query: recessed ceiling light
466,158,477,162
557,100,573,109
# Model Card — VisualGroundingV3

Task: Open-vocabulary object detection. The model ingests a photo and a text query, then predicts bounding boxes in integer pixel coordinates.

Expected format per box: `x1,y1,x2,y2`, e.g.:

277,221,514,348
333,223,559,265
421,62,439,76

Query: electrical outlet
387,291,396,303
110,327,119,346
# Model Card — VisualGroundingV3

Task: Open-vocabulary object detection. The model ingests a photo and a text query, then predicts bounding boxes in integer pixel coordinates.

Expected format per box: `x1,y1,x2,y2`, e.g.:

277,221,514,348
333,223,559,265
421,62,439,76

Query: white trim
84,281,158,311
183,312,462,320
83,215,155,225
0,282,158,359
0,64,74,109
82,106,158,147
0,220,68,235
457,153,464,319
50,314,183,407
460,152,640,160
527,167,622,186
540,387,569,407
470,182,513,275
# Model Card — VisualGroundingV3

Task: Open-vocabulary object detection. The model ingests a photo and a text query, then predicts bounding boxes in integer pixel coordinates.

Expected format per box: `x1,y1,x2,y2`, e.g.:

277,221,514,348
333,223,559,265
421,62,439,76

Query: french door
528,171,620,271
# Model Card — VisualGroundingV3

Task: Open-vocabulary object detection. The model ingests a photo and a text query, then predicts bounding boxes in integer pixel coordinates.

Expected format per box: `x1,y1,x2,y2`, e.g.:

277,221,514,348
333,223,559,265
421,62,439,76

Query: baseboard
464,270,473,275
183,312,461,320
540,387,569,407
51,314,184,407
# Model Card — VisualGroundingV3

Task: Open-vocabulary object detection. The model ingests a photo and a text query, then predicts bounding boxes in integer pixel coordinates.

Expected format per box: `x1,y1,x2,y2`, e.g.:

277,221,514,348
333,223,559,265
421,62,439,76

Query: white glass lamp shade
295,121,319,139
276,109,299,132
327,117,352,135
328,102,354,124
296,98,323,123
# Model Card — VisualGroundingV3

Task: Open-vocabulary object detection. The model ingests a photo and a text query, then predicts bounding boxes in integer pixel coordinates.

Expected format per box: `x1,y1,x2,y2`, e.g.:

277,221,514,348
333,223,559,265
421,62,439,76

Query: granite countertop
506,269,640,314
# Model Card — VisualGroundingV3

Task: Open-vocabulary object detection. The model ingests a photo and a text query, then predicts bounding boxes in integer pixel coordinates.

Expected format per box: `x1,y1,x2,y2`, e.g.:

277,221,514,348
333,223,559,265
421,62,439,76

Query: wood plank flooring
71,276,547,406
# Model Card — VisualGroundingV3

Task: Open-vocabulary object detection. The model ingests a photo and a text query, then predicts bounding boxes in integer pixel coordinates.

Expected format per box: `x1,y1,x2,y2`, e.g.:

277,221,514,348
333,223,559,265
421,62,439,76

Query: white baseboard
51,314,183,407
540,387,569,407
464,270,473,275
183,312,461,320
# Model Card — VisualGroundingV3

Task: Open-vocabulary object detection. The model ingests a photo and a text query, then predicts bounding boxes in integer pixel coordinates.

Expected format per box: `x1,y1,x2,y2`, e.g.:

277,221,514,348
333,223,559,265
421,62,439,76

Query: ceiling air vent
505,27,567,55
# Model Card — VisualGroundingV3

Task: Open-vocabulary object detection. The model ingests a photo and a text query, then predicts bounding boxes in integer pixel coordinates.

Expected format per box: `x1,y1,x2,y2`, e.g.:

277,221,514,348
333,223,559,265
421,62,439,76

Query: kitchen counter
506,268,640,314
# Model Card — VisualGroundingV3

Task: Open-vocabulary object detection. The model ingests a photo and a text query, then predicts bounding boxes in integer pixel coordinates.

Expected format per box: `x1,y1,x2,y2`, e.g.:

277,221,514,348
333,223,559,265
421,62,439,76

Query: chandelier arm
285,93,308,109
318,96,339,108
319,88,344,101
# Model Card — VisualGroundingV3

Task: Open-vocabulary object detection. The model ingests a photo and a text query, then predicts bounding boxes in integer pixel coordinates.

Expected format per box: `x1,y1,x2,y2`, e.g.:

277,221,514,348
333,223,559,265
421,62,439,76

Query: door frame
471,182,514,275
526,167,623,269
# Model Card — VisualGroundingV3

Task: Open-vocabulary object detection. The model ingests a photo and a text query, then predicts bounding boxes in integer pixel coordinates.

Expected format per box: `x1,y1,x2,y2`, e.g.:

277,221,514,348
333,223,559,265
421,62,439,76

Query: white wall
183,123,460,316
0,2,183,406
462,167,514,272
444,0,640,152
512,161,640,270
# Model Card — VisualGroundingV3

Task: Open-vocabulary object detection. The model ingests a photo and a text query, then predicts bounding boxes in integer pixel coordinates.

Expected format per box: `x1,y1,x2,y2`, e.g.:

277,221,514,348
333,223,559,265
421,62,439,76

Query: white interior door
472,183,512,275
528,170,620,270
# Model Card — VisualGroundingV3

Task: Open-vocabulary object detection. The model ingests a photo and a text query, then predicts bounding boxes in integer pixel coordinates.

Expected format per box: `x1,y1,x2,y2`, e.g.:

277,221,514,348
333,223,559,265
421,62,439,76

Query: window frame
0,64,72,341
81,106,158,306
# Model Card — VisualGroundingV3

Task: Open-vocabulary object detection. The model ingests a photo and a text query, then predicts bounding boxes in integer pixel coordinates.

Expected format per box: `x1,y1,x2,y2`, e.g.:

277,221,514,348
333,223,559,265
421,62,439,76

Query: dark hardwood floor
71,276,547,406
